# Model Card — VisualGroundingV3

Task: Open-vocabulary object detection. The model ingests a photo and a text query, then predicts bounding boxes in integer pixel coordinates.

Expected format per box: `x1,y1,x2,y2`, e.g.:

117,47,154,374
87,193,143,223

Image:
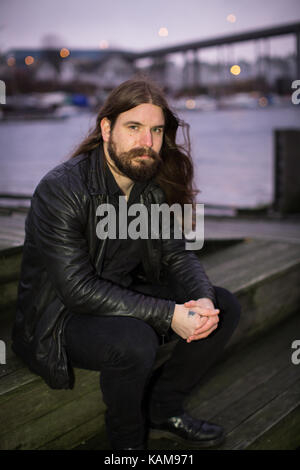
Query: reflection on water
0,107,299,208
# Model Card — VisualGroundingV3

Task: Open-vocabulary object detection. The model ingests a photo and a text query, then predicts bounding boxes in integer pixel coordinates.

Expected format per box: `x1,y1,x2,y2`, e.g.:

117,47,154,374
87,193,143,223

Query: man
12,78,241,450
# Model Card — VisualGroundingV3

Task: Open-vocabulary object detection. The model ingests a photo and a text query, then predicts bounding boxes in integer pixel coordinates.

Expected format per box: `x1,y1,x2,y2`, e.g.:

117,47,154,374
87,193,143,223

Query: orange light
25,56,34,66
258,97,268,107
186,99,196,109
230,65,241,75
99,40,109,49
158,27,168,37
7,57,16,66
60,48,70,58
227,14,236,23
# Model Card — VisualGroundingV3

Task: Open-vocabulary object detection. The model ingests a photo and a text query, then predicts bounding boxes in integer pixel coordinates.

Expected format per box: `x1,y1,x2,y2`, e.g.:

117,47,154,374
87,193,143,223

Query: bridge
133,21,300,90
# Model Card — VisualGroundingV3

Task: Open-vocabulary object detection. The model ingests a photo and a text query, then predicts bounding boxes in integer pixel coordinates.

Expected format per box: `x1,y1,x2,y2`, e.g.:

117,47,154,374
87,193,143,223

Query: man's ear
100,117,111,143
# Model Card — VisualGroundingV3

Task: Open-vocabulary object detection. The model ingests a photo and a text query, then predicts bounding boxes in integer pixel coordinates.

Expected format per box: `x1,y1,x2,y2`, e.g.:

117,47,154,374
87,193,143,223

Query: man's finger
187,306,220,317
193,318,219,334
184,300,219,311
187,324,218,342
184,301,219,312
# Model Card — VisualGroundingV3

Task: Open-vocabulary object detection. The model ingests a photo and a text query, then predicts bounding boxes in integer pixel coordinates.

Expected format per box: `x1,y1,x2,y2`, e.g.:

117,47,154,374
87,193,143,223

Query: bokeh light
258,96,268,107
60,48,70,58
7,57,16,66
230,64,241,75
227,14,237,23
158,27,168,37
185,99,196,109
25,56,34,66
99,40,109,49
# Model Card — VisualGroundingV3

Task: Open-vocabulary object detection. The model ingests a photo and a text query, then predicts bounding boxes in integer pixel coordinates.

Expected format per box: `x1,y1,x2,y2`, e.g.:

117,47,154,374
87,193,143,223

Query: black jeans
64,285,241,449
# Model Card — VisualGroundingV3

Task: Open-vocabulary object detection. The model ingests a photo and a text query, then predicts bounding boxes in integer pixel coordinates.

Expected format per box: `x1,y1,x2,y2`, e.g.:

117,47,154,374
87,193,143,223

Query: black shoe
149,412,225,448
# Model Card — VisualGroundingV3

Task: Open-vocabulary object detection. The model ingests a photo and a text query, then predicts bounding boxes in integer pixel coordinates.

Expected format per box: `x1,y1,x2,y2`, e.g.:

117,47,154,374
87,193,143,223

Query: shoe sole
149,428,225,449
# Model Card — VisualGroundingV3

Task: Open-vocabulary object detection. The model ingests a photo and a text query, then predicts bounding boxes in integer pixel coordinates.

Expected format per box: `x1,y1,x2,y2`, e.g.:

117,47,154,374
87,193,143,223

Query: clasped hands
171,298,220,343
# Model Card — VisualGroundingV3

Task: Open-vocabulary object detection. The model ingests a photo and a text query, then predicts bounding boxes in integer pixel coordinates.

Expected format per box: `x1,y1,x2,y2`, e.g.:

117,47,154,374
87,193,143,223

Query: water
0,106,299,208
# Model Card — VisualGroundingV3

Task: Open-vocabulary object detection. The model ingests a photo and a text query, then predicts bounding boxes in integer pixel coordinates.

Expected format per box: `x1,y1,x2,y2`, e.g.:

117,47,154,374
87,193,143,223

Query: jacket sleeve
160,202,216,306
30,172,174,335
162,238,216,305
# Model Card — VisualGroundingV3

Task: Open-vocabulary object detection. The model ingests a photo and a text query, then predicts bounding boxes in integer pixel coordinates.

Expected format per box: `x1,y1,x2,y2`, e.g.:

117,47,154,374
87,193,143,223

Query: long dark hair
69,77,199,210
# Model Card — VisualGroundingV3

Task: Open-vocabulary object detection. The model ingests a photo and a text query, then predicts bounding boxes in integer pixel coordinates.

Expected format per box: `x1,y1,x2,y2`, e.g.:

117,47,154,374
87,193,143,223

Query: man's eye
153,128,163,134
129,125,139,131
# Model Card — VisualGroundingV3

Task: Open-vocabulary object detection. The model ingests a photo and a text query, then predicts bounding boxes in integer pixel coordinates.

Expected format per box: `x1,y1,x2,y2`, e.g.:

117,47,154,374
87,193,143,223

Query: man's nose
139,129,153,148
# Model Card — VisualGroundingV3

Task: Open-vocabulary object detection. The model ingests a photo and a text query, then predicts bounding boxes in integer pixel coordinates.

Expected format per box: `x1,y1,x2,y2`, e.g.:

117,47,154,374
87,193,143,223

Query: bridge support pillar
193,50,201,90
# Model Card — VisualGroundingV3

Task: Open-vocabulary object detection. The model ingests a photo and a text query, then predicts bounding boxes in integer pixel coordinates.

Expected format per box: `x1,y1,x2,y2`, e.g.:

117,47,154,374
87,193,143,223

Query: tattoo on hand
188,309,196,317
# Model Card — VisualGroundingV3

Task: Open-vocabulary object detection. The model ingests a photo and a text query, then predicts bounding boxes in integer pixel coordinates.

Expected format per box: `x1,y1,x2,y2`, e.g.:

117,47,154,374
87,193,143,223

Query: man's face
105,103,165,182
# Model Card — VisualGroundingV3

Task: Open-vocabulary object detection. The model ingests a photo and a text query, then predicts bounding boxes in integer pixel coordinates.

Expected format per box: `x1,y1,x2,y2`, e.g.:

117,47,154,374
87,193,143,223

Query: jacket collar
86,144,107,196
86,143,160,199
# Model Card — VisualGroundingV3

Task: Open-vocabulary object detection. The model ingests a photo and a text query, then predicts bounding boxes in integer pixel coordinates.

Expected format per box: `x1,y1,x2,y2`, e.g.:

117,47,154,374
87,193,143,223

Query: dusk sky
1,0,300,55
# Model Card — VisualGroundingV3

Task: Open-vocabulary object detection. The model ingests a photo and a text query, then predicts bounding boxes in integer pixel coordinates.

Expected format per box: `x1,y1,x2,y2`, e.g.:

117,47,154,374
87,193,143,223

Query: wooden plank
0,246,23,257
187,313,300,412
0,231,25,242
204,216,300,244
187,344,294,421
247,404,300,450
0,356,24,381
0,369,101,439
71,422,110,450
228,265,300,346
222,378,300,450
0,215,26,230
186,314,300,419
0,219,26,230
0,315,25,381
0,240,23,251
0,388,106,450
0,367,38,399
0,249,22,287
213,362,299,444
201,239,300,293
199,239,300,346
38,417,108,450
0,214,26,250
0,281,18,311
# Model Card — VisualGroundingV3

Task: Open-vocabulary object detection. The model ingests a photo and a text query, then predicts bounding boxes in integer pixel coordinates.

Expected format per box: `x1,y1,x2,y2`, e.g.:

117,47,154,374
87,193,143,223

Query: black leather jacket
12,145,216,389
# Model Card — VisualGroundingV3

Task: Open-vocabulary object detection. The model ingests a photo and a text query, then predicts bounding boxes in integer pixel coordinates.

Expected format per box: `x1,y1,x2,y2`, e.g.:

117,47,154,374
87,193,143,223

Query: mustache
125,147,161,160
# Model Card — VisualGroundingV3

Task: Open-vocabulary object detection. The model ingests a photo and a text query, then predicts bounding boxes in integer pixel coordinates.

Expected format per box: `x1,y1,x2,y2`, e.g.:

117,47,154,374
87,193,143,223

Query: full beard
107,138,162,182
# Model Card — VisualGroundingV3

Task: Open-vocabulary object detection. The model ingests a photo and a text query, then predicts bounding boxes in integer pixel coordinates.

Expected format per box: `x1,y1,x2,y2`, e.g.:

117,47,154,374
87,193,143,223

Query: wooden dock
0,212,27,251
1,209,300,249
0,208,300,450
